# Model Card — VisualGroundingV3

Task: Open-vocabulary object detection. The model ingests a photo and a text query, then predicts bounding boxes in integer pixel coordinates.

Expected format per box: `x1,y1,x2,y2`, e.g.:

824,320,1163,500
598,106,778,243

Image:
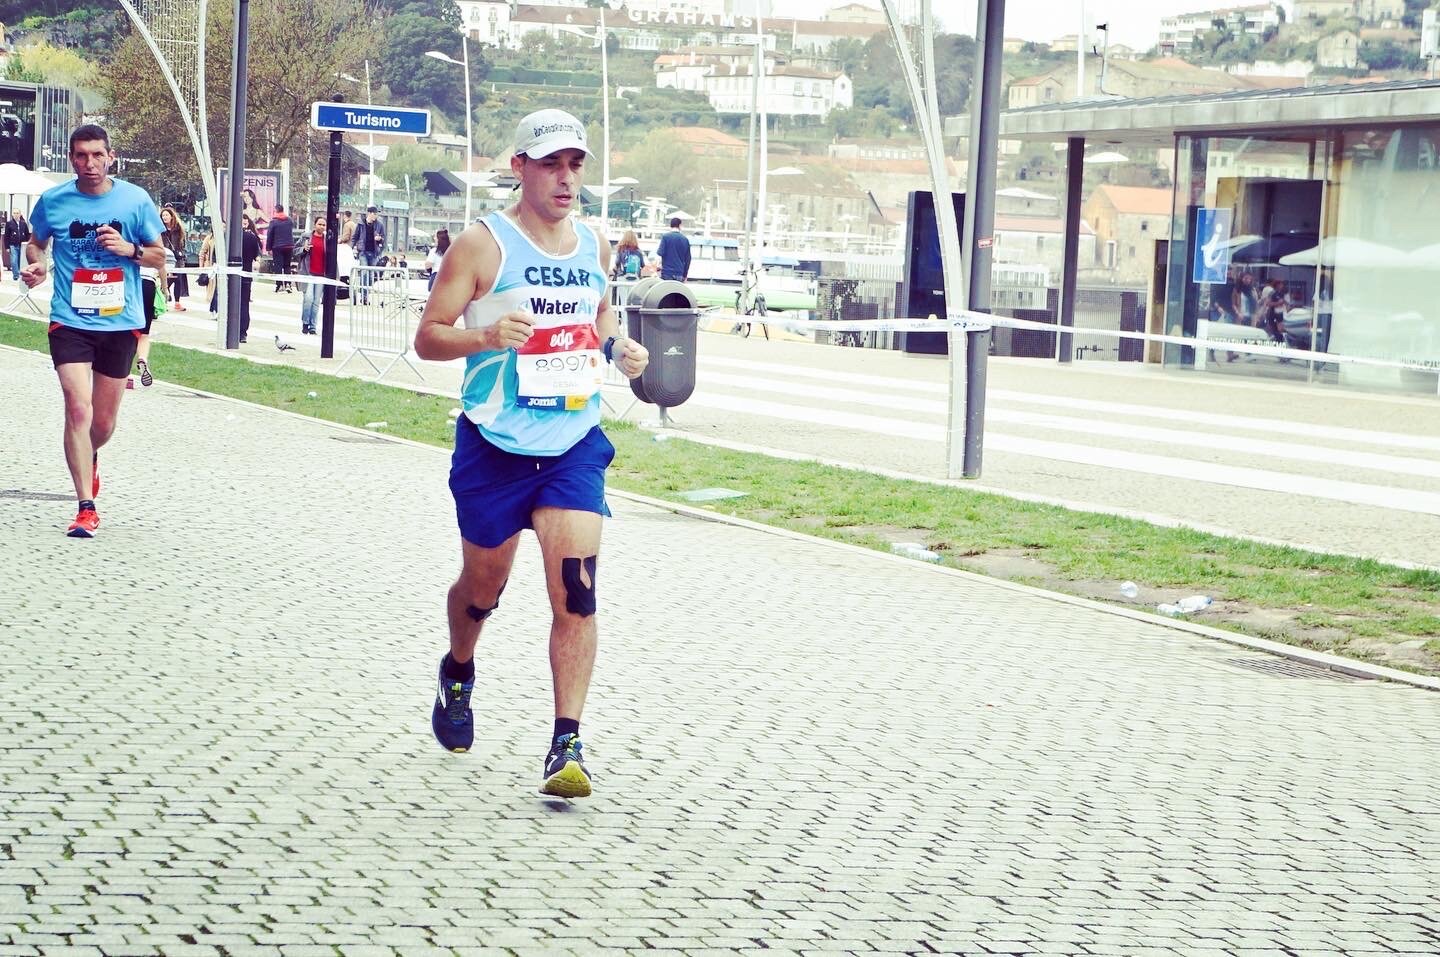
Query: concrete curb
4,340,1436,693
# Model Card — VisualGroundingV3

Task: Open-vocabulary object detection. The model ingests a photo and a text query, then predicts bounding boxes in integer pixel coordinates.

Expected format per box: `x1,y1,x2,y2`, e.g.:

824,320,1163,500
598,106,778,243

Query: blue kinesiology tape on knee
466,579,509,622
561,556,598,617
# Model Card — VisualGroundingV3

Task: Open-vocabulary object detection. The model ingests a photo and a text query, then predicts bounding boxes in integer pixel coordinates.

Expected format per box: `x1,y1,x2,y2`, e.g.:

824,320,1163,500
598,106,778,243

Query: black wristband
130,243,143,263
603,336,618,363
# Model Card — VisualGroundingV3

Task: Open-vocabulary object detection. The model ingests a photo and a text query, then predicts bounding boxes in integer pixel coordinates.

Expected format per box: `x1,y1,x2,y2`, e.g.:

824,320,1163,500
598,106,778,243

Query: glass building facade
0,81,82,172
1165,125,1440,395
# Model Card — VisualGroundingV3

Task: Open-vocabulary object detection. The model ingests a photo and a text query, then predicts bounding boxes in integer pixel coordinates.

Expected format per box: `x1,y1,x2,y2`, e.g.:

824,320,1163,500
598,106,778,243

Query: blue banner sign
311,102,431,137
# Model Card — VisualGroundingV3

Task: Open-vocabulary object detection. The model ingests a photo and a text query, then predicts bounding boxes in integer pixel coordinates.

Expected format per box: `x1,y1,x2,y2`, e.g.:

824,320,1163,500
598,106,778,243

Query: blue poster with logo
1193,207,1233,284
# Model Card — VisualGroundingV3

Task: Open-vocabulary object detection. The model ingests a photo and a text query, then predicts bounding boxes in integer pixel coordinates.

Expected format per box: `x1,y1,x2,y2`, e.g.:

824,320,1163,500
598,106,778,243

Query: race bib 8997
515,322,603,411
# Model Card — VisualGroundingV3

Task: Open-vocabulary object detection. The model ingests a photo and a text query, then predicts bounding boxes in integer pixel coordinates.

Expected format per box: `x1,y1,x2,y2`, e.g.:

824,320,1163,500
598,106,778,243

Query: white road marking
685,390,1440,516
700,355,1440,453
699,371,1440,479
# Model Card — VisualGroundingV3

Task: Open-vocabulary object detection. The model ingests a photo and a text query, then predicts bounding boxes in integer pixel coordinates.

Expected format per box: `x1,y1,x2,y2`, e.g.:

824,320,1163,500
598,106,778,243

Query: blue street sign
311,102,431,137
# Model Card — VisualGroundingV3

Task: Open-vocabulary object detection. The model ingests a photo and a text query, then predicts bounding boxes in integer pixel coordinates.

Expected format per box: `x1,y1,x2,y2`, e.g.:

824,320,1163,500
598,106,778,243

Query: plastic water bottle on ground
1157,595,1212,616
1119,581,1139,599
890,542,941,563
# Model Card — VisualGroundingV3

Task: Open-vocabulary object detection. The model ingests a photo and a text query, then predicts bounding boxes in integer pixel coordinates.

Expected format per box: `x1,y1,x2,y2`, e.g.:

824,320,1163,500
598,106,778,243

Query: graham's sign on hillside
617,0,756,30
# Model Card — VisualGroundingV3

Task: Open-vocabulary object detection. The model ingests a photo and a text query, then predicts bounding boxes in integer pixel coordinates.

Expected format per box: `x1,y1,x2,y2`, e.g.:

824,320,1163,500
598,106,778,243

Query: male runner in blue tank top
415,109,650,798
21,124,166,538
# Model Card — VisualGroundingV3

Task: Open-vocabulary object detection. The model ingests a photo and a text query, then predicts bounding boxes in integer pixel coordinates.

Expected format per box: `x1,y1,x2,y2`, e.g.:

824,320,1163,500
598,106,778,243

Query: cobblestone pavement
1,346,1438,957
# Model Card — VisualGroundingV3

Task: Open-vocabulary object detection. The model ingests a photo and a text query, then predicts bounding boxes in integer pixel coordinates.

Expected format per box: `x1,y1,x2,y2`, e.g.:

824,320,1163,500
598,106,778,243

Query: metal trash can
624,279,699,408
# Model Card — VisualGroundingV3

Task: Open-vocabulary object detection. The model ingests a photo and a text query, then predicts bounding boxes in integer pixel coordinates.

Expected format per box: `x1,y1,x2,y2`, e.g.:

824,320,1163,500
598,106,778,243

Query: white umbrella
669,209,695,221
1400,242,1440,270
1084,150,1129,164
1278,236,1401,269
0,163,60,196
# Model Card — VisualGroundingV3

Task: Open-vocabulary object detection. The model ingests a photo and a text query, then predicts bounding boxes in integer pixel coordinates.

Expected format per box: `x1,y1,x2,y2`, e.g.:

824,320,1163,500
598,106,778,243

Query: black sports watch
129,243,144,264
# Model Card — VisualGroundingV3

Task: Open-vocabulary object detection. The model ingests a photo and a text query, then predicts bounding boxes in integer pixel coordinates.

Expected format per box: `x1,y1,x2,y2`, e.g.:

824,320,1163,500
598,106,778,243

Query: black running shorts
142,277,157,334
48,322,140,379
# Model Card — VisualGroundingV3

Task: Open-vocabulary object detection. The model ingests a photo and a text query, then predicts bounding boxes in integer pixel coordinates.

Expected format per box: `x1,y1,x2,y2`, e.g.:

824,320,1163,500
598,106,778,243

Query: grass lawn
4,311,1437,678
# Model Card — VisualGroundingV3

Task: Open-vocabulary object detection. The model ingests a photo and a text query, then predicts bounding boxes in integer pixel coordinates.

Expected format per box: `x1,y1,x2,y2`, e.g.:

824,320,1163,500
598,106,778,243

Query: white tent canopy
0,164,64,197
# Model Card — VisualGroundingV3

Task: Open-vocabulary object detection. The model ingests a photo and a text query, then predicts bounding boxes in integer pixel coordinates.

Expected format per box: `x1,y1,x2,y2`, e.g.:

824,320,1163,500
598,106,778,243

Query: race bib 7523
71,268,126,317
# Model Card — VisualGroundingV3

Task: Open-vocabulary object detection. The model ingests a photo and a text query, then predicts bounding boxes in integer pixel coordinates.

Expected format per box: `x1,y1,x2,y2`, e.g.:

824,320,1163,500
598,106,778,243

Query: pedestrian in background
656,216,690,281
266,204,296,293
4,209,29,282
133,247,166,388
159,205,188,310
199,232,218,314
298,215,328,335
239,214,260,343
611,230,643,282
352,205,386,304
338,210,356,246
425,227,450,291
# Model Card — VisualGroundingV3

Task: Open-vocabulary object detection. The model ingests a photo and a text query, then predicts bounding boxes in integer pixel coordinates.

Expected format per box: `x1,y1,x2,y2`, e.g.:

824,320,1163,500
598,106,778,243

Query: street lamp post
754,165,802,258
556,11,610,225
339,62,375,206
425,39,474,225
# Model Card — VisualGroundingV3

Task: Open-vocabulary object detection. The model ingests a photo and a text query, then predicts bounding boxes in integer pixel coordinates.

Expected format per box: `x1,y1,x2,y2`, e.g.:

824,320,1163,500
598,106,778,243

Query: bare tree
100,0,384,200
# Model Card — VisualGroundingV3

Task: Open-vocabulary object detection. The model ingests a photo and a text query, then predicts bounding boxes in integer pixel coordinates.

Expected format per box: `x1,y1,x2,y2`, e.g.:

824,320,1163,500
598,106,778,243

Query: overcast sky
782,0,1296,52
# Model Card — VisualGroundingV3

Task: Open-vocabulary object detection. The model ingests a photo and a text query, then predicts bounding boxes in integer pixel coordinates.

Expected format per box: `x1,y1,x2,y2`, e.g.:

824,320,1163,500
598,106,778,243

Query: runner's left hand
615,337,648,380
95,225,130,257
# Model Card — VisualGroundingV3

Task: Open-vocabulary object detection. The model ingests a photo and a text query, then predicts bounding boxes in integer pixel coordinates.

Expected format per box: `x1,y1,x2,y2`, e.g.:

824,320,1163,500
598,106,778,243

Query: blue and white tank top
459,211,607,456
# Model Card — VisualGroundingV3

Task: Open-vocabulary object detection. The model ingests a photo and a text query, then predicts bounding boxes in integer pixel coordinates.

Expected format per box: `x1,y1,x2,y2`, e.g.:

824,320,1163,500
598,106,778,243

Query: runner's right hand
20,261,46,289
485,311,535,351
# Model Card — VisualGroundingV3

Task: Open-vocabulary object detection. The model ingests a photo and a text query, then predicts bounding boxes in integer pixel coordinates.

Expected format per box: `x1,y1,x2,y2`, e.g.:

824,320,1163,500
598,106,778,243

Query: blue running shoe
540,733,591,798
430,660,474,753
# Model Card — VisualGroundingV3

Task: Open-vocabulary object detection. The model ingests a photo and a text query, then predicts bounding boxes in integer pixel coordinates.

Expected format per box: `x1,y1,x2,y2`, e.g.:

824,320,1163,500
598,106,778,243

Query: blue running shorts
450,419,615,548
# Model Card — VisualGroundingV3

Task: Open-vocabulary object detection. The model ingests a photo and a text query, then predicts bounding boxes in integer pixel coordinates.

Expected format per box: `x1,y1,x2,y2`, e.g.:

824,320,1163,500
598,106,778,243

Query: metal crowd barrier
602,279,641,417
337,266,425,383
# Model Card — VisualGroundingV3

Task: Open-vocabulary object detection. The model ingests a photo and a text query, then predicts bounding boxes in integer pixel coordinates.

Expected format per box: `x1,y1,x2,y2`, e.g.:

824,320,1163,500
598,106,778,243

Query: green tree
932,34,974,116
827,106,898,140
852,31,971,124
3,41,101,106
379,142,451,189
375,0,457,21
380,13,489,114
613,128,701,213
829,37,865,76
1361,39,1426,71
99,0,384,201
3,56,44,83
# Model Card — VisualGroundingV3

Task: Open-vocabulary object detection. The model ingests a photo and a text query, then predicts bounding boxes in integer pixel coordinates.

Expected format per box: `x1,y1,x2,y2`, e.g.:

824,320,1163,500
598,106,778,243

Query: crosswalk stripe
684,390,1440,516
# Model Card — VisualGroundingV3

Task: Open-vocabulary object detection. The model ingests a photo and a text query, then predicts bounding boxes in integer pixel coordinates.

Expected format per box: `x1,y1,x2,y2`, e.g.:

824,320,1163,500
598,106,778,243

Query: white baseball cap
513,109,594,160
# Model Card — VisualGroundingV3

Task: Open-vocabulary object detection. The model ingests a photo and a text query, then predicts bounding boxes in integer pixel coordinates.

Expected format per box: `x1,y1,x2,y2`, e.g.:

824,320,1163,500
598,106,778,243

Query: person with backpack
611,230,643,282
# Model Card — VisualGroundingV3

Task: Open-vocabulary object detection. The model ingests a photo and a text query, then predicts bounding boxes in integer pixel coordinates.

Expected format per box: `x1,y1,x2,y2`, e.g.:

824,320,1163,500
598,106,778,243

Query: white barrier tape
731,310,1440,376
171,266,351,289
